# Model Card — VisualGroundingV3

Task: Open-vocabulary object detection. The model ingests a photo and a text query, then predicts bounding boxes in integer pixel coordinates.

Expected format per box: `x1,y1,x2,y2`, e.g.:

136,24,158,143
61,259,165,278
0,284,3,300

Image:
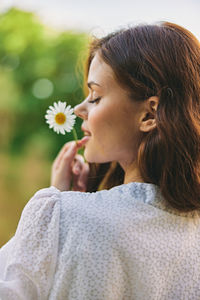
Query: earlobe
139,96,159,133
140,118,157,132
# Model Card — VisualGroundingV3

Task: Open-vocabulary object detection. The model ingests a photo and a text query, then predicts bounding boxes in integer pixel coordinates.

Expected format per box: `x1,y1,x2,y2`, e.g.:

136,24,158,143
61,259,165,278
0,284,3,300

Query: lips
84,132,91,136
81,126,91,136
80,136,91,143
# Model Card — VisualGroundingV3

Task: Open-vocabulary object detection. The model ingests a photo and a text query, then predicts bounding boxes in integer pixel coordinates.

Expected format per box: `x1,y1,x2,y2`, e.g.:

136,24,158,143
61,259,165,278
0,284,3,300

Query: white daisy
45,101,76,135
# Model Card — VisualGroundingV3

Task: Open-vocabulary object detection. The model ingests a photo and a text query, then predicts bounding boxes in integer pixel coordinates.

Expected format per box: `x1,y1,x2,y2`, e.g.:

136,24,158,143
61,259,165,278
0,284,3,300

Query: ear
139,96,159,133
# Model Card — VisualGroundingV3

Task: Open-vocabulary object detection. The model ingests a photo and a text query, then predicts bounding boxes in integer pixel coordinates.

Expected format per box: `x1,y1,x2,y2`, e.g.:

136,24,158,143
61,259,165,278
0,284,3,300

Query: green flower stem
72,127,78,142
72,128,86,162
72,127,82,155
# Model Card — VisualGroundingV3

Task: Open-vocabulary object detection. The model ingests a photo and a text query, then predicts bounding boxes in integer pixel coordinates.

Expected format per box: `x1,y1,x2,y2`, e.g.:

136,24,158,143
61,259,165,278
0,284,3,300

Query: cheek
88,108,116,155
88,108,110,134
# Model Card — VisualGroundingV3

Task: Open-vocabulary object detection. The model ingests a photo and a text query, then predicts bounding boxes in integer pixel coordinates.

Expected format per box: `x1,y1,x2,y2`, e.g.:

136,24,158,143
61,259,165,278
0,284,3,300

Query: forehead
87,53,116,90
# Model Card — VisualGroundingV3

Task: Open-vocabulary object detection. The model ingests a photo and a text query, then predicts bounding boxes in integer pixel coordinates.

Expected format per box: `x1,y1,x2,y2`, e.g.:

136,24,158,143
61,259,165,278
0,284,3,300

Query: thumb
60,142,77,171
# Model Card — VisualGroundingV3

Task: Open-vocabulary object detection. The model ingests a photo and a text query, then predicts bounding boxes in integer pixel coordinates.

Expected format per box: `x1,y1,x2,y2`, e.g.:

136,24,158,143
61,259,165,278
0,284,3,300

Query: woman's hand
50,139,89,192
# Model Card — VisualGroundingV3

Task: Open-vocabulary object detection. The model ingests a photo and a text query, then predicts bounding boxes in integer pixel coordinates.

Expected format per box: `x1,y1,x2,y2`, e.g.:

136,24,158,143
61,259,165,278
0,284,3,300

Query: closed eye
88,97,101,104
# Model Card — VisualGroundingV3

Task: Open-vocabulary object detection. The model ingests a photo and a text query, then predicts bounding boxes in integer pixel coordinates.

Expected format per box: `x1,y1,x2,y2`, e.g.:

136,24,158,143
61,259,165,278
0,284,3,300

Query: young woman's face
74,52,144,168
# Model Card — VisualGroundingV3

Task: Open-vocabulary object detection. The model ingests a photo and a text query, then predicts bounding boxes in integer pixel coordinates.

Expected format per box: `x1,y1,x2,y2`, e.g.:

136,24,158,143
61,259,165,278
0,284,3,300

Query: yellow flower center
55,113,66,125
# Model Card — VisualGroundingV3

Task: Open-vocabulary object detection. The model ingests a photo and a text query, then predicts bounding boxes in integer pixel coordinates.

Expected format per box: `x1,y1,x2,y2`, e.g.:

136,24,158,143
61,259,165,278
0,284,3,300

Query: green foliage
0,8,90,246
0,8,89,158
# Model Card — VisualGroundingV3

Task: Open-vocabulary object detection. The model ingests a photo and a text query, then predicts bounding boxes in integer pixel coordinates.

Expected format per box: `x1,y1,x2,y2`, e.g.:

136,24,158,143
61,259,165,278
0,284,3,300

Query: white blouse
0,182,200,300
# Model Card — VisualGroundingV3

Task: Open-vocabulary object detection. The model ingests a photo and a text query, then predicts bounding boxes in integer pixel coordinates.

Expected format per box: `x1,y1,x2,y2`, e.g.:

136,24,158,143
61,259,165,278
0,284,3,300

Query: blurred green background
0,8,89,246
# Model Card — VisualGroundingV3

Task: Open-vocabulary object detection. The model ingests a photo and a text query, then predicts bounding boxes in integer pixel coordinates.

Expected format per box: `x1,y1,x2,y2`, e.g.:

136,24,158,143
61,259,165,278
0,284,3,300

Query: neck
120,160,143,184
124,171,143,184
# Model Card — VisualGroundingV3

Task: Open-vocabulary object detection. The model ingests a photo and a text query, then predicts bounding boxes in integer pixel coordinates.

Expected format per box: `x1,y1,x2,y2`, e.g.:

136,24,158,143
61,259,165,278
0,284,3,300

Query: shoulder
16,186,62,237
0,186,63,298
18,186,113,236
55,186,126,233
56,183,155,234
21,185,111,225
57,182,160,216
28,185,61,203
58,184,125,213
22,186,61,214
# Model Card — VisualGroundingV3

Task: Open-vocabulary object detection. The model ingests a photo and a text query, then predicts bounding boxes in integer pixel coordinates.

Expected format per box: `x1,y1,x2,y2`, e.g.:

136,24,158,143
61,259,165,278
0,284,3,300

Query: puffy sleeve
0,186,61,300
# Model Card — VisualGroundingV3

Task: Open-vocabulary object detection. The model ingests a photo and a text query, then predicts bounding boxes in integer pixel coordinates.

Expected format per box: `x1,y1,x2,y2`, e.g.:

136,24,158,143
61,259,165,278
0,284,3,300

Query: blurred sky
0,0,200,39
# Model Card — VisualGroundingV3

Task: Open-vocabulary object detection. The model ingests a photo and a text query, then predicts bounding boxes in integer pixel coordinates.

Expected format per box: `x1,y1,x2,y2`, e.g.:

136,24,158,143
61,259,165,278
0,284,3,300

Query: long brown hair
84,22,200,212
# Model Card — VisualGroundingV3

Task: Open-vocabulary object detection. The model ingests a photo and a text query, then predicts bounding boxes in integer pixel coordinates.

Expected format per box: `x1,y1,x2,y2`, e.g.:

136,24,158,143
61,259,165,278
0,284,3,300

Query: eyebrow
87,81,101,89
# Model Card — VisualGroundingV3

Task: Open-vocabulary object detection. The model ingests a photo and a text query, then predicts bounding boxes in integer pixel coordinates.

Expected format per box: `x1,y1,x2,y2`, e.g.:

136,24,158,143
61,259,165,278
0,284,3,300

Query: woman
0,21,200,299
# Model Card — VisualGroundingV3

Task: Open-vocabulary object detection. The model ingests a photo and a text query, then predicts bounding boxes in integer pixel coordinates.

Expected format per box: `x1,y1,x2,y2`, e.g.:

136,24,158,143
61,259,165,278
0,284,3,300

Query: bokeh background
0,0,199,246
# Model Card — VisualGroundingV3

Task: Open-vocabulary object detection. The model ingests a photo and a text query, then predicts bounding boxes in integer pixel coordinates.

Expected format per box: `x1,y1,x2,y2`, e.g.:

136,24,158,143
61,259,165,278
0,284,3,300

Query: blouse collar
113,181,200,218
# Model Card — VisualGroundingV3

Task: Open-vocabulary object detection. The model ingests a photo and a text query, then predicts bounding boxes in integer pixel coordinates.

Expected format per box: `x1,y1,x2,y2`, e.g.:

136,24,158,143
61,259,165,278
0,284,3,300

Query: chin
84,148,109,164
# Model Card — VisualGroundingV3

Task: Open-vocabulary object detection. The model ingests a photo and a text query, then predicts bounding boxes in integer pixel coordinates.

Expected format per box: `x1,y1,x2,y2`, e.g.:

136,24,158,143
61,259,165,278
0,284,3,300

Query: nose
74,100,88,120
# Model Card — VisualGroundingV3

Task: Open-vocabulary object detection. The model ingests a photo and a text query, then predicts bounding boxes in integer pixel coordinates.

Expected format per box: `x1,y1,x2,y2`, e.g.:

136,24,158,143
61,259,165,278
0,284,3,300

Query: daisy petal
45,100,77,135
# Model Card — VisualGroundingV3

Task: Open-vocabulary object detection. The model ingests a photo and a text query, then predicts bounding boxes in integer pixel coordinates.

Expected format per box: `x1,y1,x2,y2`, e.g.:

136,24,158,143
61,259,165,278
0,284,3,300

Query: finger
71,171,80,191
76,137,90,148
77,163,90,190
58,142,77,172
72,154,85,166
54,138,87,169
72,167,86,191
72,175,82,191
53,137,87,171
53,142,72,169
72,163,89,192
72,163,81,175
53,141,77,169
72,155,85,175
